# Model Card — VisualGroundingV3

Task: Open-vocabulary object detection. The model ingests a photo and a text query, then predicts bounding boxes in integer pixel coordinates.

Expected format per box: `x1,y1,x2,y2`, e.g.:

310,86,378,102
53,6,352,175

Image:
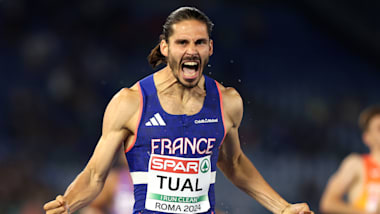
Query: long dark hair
147,7,214,68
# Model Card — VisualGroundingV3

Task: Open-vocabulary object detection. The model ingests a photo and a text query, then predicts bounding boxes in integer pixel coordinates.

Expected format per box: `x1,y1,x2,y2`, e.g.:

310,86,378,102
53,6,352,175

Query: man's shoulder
214,81,243,127
107,85,141,114
103,85,142,131
114,84,141,102
340,153,364,171
214,81,241,101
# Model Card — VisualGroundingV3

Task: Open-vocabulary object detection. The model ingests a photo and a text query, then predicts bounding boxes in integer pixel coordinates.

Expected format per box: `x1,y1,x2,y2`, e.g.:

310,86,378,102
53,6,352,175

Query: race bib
145,154,212,213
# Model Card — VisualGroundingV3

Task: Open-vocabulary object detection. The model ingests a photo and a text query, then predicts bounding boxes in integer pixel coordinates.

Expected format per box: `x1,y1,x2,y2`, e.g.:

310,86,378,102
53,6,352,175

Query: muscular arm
65,88,140,212
320,154,366,214
216,86,290,214
80,168,120,214
44,87,140,213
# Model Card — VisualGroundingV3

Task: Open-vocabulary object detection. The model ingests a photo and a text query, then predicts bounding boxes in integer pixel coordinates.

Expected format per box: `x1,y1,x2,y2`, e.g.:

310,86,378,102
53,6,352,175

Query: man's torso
125,74,226,214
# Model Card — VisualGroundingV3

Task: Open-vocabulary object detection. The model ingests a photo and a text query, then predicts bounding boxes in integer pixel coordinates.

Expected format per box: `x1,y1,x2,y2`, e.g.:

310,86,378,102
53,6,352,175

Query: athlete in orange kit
320,105,380,214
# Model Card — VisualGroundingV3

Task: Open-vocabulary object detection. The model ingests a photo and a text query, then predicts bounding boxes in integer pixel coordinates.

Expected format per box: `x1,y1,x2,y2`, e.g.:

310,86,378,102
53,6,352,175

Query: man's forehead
170,20,209,38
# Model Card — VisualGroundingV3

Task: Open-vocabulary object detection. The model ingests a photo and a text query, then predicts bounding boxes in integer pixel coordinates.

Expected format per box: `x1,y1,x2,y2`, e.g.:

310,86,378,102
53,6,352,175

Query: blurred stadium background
0,0,378,213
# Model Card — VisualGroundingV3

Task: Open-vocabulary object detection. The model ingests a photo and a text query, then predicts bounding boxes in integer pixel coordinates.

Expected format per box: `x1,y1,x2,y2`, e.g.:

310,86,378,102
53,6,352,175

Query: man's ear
209,39,213,56
160,39,168,57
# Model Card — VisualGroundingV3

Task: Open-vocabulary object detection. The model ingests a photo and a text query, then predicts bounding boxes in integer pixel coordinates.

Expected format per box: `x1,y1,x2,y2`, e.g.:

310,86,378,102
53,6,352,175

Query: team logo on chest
146,113,166,126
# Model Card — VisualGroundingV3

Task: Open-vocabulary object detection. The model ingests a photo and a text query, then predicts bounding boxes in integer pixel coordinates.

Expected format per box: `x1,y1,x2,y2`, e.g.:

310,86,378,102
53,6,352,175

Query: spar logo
150,156,211,174
200,159,210,173
151,156,199,174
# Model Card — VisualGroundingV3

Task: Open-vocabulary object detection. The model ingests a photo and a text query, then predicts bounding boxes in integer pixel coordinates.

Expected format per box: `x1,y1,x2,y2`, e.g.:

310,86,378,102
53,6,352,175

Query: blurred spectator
320,105,380,213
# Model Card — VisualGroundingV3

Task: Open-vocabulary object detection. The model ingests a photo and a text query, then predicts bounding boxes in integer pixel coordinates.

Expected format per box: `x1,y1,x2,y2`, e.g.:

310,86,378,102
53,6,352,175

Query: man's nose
186,43,198,54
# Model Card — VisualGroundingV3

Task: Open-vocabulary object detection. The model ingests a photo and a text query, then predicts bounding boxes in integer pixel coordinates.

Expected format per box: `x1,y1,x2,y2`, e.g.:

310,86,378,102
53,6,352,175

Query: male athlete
320,105,380,214
44,7,313,214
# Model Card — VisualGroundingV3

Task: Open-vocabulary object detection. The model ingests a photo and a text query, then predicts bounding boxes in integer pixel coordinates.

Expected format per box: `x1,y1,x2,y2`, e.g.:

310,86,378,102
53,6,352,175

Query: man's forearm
63,169,105,213
219,153,289,214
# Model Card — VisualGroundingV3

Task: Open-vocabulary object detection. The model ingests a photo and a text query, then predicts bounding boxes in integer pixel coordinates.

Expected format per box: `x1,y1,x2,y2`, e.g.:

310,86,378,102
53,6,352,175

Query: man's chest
158,94,205,116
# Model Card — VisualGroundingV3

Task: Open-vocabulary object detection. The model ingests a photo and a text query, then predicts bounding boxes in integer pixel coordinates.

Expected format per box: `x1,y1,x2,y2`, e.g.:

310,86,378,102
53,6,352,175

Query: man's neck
154,66,206,101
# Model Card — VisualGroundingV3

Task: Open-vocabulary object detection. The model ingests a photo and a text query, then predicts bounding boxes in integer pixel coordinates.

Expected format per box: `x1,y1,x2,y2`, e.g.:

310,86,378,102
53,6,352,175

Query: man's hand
43,195,69,214
282,203,314,214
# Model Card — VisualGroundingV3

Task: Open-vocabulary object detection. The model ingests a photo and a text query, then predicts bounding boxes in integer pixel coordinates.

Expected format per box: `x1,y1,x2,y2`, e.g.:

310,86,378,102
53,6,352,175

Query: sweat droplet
207,64,212,67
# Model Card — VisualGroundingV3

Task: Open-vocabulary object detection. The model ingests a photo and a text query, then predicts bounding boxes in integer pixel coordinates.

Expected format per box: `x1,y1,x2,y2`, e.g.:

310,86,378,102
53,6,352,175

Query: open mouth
181,61,200,80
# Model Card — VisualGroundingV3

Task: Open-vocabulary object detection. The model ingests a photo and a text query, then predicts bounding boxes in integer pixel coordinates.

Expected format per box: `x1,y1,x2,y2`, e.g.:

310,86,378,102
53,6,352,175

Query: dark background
0,0,379,213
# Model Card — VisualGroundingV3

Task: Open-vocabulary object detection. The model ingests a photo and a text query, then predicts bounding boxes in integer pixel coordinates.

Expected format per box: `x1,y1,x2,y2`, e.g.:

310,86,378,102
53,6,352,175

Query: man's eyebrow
174,39,189,43
196,38,208,43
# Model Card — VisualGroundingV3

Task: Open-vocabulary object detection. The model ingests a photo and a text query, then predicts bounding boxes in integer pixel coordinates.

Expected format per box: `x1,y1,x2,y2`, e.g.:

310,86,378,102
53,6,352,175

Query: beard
167,53,209,88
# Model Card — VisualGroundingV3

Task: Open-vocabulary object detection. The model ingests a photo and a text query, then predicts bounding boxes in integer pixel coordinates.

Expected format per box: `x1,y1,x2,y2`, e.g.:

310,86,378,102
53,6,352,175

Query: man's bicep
102,88,139,133
217,86,244,169
221,86,243,128
217,127,243,170
86,88,138,181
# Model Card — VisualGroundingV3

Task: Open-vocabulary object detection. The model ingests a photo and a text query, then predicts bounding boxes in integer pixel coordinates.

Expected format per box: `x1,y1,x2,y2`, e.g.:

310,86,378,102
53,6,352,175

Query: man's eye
196,40,207,45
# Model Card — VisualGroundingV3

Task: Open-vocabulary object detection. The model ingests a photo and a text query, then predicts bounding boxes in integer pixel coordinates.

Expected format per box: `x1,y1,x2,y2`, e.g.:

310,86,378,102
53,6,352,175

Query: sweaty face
162,20,213,88
364,115,380,149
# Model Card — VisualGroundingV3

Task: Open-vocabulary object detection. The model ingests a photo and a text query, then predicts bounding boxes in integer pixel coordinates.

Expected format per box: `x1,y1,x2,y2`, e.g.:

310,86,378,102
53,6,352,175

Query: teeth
183,62,198,66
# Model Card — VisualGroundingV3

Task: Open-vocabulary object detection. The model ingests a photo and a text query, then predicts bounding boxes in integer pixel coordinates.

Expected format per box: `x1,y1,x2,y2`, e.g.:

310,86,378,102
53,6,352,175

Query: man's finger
287,203,312,214
45,205,66,214
56,195,65,205
43,200,62,210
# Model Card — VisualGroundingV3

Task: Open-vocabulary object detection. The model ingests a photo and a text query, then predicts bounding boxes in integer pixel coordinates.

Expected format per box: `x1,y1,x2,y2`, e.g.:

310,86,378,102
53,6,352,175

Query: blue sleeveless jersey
126,74,226,214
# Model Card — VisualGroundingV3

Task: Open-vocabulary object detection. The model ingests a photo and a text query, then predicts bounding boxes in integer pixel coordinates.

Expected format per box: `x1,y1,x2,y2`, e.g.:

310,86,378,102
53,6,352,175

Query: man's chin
178,78,199,88
180,82,198,88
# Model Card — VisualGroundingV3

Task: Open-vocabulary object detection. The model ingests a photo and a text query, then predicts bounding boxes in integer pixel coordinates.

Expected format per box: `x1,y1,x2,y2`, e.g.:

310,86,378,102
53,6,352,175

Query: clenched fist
43,195,70,214
282,203,314,214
